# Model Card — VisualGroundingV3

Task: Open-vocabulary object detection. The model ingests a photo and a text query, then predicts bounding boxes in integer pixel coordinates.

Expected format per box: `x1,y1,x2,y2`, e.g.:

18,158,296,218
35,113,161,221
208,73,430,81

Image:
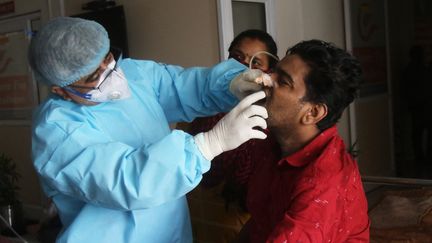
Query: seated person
189,29,278,202
239,39,370,242
187,29,279,242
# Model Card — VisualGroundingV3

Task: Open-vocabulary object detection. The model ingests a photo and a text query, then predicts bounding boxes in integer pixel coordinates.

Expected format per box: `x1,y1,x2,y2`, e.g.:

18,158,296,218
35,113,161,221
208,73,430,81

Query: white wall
65,0,220,67
273,0,345,57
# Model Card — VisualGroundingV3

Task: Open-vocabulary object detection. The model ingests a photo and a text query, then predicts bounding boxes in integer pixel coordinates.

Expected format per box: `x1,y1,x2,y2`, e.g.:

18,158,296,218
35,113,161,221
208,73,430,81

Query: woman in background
187,29,280,243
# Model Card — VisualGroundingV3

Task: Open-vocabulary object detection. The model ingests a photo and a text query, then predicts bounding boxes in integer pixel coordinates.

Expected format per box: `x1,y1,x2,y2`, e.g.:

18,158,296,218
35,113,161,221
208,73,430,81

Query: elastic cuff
193,132,215,161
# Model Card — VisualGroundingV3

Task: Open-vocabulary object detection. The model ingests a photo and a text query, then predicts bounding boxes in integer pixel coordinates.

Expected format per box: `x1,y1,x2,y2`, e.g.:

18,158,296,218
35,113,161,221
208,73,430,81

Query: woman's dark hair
287,39,363,131
228,29,278,68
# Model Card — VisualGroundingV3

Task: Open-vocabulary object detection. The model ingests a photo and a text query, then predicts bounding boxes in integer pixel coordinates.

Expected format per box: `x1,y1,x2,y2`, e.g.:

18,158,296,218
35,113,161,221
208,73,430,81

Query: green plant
0,153,20,205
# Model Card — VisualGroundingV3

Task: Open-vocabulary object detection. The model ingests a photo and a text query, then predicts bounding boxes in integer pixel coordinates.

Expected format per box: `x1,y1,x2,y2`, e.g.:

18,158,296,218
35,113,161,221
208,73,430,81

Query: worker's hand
194,91,267,160
229,69,273,100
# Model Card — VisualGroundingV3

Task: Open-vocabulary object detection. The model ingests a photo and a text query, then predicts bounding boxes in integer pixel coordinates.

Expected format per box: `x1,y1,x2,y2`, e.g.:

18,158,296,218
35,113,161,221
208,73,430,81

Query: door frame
217,0,276,61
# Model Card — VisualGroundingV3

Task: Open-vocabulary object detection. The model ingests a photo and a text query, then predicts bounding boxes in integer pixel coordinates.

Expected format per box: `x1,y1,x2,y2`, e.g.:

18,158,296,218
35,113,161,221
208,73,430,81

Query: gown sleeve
149,58,246,123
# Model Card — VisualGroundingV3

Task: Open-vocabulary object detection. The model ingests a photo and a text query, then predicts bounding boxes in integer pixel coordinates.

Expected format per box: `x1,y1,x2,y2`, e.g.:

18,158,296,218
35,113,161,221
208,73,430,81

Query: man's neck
272,126,321,157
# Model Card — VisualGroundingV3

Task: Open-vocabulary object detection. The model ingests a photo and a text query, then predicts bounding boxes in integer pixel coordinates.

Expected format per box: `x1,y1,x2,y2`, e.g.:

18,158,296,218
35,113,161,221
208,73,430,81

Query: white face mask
86,61,131,103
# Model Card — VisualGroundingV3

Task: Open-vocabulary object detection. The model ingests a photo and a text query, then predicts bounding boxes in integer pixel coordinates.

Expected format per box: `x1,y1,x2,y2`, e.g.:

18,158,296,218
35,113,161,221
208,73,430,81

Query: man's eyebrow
276,67,293,83
230,50,243,55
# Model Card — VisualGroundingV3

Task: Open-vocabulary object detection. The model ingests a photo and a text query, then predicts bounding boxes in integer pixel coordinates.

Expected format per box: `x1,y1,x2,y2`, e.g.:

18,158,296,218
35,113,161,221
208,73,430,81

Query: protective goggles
64,47,123,99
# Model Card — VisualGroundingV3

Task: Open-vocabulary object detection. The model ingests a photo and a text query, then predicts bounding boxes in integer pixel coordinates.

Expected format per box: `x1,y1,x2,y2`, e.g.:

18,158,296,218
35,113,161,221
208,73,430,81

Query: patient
239,40,370,242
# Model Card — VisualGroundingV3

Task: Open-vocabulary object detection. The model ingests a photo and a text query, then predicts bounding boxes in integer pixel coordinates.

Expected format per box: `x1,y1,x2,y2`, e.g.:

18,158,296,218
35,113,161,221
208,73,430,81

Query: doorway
388,0,432,179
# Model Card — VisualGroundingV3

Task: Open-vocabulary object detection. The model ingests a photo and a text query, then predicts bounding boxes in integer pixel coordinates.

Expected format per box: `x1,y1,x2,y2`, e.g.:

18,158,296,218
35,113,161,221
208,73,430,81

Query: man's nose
267,73,277,87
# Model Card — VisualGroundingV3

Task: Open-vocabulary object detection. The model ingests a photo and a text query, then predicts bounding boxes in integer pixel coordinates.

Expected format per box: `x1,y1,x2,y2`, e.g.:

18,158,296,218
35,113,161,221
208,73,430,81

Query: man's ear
51,86,71,101
302,103,328,125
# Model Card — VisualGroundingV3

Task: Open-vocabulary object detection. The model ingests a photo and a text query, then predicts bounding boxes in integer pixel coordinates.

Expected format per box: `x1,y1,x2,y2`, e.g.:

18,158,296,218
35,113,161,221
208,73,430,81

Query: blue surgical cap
28,17,110,87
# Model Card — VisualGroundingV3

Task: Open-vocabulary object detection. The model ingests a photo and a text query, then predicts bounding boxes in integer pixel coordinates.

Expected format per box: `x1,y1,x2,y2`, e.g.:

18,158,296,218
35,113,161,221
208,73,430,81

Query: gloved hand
194,91,268,161
230,69,273,100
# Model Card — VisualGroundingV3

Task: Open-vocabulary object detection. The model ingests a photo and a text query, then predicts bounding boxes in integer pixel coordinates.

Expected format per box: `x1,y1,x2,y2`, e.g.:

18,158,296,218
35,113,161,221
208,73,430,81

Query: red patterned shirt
247,126,370,243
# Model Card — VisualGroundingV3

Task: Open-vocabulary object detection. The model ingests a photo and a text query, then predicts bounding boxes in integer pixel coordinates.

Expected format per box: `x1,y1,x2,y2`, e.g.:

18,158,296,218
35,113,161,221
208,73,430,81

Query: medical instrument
249,51,279,70
249,51,279,87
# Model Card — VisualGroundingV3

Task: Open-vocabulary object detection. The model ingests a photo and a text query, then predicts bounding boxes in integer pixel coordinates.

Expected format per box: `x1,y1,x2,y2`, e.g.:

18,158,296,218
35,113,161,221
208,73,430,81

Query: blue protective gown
31,58,246,243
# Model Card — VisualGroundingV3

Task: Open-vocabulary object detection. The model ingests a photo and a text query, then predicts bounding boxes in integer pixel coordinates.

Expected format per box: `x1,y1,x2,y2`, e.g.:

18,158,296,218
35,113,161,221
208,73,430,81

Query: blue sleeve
32,105,210,210
151,59,246,123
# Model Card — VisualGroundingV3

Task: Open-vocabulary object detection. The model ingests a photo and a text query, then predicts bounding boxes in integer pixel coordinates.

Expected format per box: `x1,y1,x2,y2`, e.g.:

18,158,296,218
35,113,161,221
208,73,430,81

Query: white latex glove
229,69,273,100
194,91,268,161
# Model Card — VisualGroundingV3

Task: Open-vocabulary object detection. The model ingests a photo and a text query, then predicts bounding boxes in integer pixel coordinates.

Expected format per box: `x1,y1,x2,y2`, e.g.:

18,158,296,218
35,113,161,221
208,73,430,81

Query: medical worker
29,17,268,243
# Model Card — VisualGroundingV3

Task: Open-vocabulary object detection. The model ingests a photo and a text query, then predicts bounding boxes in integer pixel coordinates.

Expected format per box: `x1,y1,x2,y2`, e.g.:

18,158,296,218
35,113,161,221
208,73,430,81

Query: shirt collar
278,126,338,167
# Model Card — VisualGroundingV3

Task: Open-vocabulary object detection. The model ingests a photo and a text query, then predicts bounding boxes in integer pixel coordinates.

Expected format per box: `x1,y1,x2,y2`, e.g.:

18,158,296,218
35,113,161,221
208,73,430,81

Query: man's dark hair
287,39,363,131
228,29,278,68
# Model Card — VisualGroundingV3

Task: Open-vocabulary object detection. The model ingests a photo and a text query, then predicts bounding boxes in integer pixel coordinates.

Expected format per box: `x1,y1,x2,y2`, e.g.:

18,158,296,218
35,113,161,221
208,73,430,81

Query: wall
273,0,345,59
65,0,220,67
